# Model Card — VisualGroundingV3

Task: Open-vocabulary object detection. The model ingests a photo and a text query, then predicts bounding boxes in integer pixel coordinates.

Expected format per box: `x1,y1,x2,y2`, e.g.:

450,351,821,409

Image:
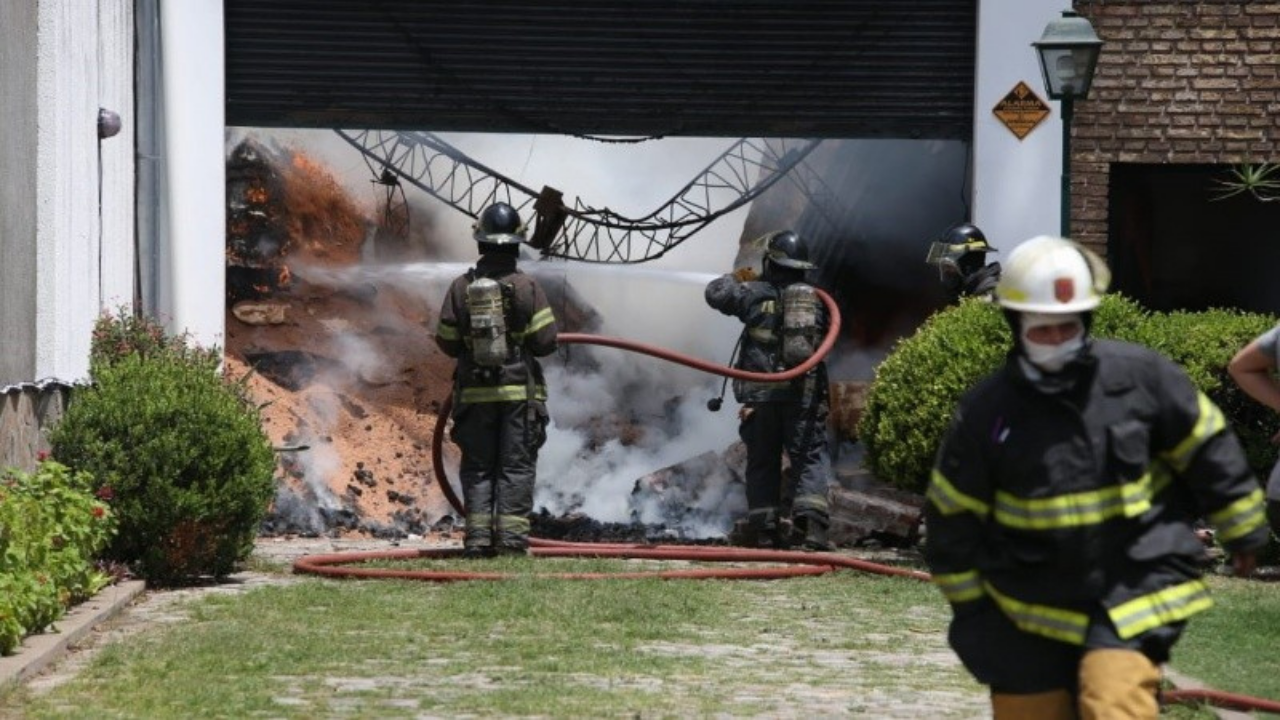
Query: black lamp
1033,11,1102,236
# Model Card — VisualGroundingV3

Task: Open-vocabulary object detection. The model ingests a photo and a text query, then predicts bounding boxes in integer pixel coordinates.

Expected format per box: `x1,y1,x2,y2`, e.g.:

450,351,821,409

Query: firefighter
926,222,1002,302
435,202,559,558
705,230,832,550
925,235,1267,719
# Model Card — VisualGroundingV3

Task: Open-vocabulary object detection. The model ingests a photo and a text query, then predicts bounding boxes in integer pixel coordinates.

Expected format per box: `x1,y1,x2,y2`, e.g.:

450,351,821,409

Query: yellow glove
732,266,759,283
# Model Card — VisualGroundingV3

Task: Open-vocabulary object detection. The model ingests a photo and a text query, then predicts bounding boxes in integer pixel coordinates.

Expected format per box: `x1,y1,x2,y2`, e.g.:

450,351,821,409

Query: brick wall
1071,1,1280,256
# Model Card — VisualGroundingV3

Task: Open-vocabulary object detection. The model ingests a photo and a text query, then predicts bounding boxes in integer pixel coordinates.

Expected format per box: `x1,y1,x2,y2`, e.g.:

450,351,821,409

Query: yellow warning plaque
992,81,1051,140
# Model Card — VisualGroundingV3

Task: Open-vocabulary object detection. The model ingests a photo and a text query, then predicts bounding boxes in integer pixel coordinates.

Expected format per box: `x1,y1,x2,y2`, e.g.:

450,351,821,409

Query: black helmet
473,202,526,245
940,223,996,255
926,223,997,279
764,230,816,270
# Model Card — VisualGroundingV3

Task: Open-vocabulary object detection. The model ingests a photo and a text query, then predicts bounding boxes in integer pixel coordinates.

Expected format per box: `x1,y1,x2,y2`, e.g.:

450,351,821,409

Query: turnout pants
451,399,548,551
951,600,1177,719
738,395,831,534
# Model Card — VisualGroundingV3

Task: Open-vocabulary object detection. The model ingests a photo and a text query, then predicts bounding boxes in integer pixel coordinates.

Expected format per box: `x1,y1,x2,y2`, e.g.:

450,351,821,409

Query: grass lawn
1,554,1275,718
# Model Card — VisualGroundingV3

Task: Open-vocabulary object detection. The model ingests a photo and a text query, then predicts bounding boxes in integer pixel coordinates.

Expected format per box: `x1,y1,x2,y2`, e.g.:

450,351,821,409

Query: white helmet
995,235,1110,313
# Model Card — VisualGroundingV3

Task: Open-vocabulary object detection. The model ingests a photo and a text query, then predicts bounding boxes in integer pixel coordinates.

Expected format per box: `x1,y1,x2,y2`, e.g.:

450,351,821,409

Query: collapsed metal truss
335,129,822,264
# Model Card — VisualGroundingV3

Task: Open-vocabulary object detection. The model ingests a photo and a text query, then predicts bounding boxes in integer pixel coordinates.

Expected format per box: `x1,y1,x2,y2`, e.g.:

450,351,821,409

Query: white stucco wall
0,2,39,385
972,0,1069,255
28,1,136,384
155,0,226,352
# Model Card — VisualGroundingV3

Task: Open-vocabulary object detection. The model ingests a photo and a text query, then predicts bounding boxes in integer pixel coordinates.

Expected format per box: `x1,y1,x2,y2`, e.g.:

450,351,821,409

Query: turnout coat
925,339,1268,645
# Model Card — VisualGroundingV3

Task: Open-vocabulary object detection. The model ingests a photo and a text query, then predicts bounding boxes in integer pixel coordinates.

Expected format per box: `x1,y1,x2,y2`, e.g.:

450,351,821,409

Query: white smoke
228,127,775,535
530,264,745,531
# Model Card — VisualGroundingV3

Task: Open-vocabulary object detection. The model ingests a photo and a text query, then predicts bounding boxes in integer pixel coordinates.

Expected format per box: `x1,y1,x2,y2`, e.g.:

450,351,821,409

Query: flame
278,264,292,287
246,184,269,204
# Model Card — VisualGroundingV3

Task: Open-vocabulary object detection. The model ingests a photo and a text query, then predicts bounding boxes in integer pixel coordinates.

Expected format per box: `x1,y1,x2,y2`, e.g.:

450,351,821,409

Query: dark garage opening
1109,163,1280,315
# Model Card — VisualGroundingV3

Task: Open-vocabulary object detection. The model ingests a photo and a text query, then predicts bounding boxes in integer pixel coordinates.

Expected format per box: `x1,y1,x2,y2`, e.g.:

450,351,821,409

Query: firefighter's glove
732,267,759,283
738,406,754,422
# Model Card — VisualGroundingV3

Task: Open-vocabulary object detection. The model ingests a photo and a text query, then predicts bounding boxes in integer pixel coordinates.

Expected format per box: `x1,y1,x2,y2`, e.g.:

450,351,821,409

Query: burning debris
227,139,294,305
628,443,747,538
226,131,922,550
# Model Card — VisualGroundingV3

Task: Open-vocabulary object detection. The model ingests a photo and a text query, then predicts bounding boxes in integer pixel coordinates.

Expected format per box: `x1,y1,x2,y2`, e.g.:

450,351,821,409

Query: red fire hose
429,286,844,517
296,285,1280,715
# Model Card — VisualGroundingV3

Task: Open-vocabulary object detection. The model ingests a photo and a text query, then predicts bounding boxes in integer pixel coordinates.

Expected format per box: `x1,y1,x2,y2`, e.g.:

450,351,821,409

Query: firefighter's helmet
473,202,527,245
764,230,816,270
994,235,1110,313
926,223,997,272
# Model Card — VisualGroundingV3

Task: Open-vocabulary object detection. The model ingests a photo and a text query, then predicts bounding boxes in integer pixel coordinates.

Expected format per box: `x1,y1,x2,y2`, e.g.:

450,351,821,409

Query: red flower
36,450,49,462
96,486,115,501
92,506,106,518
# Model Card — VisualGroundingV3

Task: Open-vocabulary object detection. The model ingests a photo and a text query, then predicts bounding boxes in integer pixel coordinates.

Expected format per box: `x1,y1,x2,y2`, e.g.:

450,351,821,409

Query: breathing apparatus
781,283,820,367
466,277,509,367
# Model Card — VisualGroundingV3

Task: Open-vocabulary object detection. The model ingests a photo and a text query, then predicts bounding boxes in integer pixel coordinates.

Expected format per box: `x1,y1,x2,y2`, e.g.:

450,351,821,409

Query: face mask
1020,312,1085,373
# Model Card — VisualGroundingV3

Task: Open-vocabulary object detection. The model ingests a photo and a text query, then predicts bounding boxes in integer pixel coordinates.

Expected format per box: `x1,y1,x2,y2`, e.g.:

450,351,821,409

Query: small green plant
0,457,115,655
50,310,277,585
1211,163,1280,203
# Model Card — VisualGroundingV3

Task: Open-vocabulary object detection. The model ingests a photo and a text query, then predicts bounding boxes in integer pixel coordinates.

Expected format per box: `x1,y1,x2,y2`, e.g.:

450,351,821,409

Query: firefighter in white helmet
436,202,559,558
924,235,1267,718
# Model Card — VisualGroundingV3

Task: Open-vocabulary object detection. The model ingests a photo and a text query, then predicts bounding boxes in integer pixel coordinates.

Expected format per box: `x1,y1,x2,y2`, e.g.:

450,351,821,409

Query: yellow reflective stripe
926,469,991,518
1108,579,1213,640
1150,460,1173,495
1163,393,1226,472
509,307,556,343
932,570,985,603
761,300,776,314
748,328,776,343
437,322,460,341
1210,488,1267,543
497,514,530,533
526,307,554,334
994,476,1151,530
459,384,548,403
793,493,829,513
985,582,1089,645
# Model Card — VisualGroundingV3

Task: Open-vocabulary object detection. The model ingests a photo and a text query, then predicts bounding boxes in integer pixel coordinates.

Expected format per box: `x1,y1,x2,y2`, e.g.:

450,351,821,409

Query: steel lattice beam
336,129,822,264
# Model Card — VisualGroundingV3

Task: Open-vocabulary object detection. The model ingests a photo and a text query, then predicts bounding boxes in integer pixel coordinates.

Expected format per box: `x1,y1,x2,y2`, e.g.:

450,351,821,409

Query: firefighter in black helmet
926,222,1002,302
435,202,559,557
704,230,833,550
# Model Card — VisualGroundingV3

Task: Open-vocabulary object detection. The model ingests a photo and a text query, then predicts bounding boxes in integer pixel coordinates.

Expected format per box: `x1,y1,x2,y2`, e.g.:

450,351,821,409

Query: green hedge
860,296,1277,495
50,311,277,585
0,460,115,655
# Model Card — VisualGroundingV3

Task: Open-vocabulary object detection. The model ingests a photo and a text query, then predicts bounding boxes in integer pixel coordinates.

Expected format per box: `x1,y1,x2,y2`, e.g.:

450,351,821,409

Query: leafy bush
859,293,1163,494
50,311,276,585
1137,309,1278,475
0,459,115,655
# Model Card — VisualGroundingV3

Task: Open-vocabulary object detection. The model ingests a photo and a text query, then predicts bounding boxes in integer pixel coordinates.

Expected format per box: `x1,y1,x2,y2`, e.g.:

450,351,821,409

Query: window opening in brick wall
1108,163,1280,314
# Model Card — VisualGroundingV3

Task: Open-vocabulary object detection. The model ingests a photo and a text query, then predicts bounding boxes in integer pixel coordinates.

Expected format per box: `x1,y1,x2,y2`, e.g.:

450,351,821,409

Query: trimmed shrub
50,311,276,585
0,459,115,655
859,293,1159,494
1137,309,1278,476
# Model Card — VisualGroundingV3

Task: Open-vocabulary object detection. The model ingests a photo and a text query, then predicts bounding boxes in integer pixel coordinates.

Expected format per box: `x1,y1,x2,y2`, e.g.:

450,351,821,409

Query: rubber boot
729,512,776,548
991,690,1076,720
792,514,832,551
1078,648,1160,720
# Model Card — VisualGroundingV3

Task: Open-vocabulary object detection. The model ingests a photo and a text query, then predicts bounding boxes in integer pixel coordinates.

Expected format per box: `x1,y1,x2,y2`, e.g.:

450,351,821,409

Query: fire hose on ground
294,286,917,585
290,286,1279,714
